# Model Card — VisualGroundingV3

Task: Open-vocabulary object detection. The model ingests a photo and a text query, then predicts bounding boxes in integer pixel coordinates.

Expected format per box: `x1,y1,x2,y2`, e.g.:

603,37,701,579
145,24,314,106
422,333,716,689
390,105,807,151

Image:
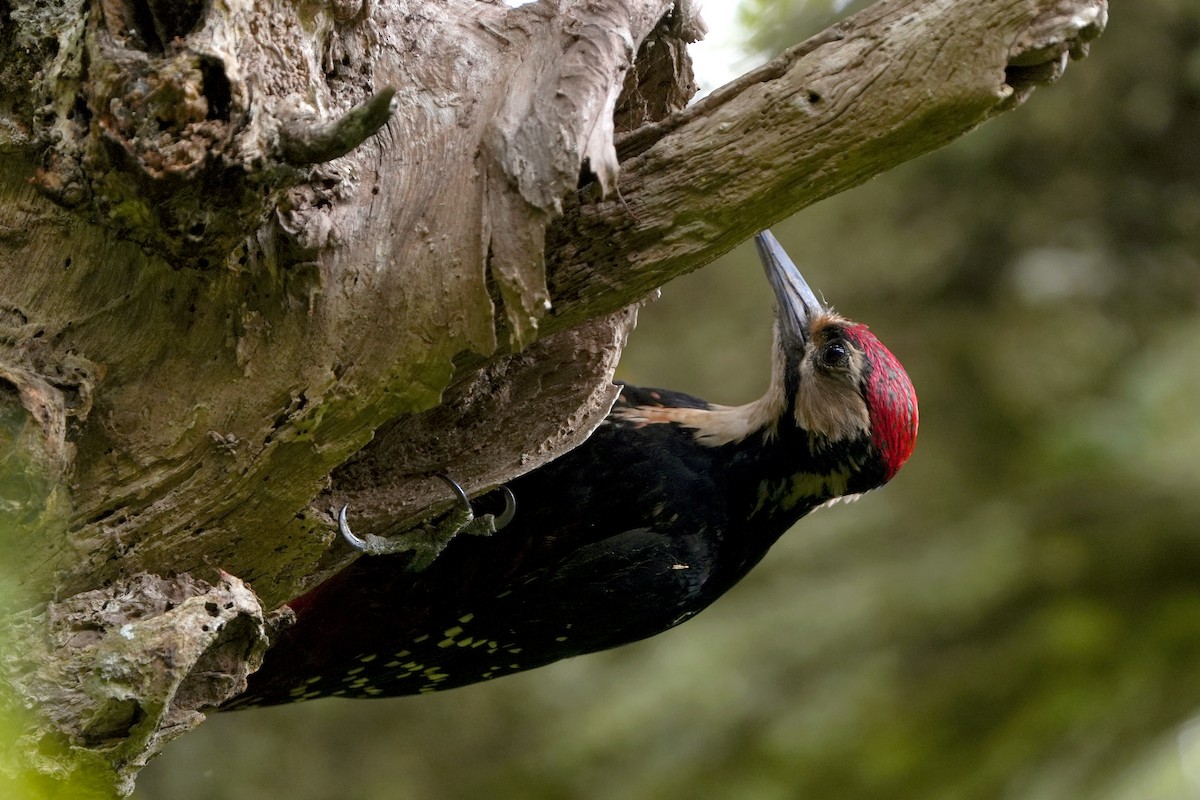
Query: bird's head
611,230,917,490
756,230,918,484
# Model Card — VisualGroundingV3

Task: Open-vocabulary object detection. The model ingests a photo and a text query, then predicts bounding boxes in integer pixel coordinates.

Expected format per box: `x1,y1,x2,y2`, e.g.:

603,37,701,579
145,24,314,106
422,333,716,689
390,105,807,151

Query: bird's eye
819,342,849,369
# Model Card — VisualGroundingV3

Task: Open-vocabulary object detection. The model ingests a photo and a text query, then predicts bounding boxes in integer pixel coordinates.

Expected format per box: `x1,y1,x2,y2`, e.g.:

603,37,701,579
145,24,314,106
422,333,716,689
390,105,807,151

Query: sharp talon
434,474,516,530
434,473,472,513
494,486,517,530
338,505,368,551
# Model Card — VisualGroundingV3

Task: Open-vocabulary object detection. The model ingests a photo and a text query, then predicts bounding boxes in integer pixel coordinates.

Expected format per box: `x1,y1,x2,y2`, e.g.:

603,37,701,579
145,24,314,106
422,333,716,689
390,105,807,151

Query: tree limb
543,0,1108,332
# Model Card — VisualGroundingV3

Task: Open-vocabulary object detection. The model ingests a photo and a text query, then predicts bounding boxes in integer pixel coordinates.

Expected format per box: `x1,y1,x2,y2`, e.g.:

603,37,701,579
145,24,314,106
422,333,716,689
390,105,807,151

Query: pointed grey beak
755,230,826,346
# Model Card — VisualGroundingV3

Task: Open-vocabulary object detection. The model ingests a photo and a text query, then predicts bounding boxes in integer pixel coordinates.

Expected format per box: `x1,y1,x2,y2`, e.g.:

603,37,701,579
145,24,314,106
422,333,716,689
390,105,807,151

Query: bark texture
0,0,1106,794
1,573,270,796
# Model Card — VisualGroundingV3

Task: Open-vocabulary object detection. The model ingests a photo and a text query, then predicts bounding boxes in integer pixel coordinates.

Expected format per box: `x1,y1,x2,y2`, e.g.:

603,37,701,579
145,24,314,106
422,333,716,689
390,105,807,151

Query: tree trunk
0,0,1106,794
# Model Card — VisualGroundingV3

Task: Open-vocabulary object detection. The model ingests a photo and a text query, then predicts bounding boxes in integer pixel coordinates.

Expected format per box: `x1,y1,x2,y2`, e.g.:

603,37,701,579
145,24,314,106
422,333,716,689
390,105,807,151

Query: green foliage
135,2,1200,798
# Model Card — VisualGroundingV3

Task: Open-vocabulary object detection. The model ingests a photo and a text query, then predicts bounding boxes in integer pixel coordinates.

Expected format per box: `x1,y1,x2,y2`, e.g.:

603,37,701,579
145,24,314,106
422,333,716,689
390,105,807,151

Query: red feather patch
844,325,918,480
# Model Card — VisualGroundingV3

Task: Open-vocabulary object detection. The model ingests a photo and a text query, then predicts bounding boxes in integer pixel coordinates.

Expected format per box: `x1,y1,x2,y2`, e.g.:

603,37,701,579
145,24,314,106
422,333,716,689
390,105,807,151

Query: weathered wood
0,572,269,796
545,0,1108,330
0,0,679,606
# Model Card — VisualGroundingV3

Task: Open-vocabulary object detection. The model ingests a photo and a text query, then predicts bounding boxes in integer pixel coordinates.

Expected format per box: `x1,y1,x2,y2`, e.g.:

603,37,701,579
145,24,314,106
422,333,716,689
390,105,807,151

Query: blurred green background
135,2,1200,798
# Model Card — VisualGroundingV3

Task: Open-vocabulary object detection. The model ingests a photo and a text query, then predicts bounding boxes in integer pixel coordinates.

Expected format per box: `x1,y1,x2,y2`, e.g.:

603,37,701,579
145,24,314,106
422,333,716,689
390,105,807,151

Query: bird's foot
338,474,516,570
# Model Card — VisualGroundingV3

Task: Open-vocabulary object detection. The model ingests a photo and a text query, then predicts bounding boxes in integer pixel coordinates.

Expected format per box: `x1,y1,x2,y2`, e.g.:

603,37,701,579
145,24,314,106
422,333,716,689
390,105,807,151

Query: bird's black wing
491,524,717,651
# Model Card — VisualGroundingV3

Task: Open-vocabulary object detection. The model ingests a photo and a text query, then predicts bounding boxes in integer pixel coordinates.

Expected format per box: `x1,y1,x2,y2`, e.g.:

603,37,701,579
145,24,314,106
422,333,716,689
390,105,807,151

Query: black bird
225,231,918,708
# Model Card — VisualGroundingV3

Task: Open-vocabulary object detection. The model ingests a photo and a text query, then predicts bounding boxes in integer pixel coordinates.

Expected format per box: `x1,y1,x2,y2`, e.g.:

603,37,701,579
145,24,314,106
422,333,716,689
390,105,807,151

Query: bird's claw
436,474,516,538
338,475,516,569
337,505,403,556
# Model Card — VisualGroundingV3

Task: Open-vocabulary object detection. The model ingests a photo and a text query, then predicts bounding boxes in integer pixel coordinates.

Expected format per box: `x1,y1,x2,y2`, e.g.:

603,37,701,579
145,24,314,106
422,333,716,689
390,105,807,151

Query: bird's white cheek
792,374,870,442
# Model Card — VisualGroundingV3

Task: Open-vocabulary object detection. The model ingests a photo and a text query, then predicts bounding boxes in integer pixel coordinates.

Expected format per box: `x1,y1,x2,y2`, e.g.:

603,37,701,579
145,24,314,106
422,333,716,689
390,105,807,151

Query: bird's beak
755,230,826,347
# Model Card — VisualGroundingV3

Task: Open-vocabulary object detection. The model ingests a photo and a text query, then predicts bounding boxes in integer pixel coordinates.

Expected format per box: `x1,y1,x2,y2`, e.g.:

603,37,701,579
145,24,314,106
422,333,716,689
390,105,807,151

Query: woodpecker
224,231,918,708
